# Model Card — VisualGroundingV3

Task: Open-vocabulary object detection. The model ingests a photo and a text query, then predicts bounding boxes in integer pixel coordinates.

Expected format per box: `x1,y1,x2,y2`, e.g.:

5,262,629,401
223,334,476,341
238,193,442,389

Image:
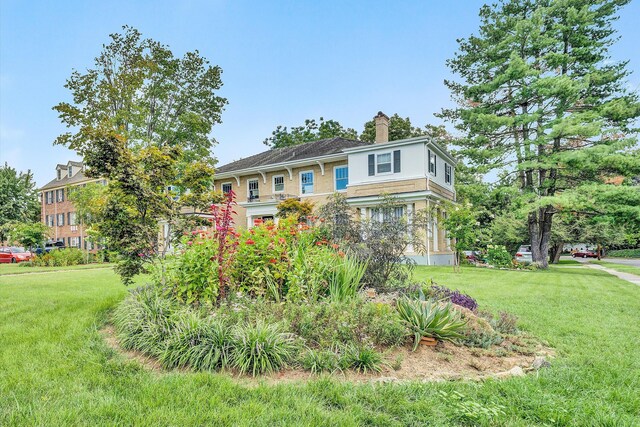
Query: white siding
348,143,427,186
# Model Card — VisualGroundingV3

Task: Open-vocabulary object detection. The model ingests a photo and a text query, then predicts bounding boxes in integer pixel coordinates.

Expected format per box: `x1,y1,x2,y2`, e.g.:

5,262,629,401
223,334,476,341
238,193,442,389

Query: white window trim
221,182,233,194
376,152,393,176
333,165,348,192
445,164,452,184
299,170,315,196
272,175,285,193
247,178,260,199
429,152,437,176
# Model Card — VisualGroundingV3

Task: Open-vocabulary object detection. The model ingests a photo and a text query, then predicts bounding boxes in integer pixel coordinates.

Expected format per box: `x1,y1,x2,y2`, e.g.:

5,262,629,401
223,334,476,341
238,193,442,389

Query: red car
0,246,33,263
572,250,598,258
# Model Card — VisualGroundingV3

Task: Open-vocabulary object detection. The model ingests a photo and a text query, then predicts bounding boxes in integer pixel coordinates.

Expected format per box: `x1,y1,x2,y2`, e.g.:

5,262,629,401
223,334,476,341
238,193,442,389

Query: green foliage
31,249,90,267
168,234,220,305
230,321,296,376
485,245,513,268
263,117,358,149
442,0,640,267
52,26,227,285
607,248,640,258
299,348,340,374
6,222,50,250
441,202,481,271
0,163,40,242
462,330,503,349
492,311,518,335
276,199,314,221
112,286,178,357
396,297,467,350
338,345,383,374
160,310,232,371
438,391,506,424
326,255,367,302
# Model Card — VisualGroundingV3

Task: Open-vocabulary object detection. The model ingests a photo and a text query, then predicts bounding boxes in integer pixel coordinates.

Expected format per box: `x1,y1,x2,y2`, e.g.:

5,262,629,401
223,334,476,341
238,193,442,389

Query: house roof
216,137,372,174
40,169,96,191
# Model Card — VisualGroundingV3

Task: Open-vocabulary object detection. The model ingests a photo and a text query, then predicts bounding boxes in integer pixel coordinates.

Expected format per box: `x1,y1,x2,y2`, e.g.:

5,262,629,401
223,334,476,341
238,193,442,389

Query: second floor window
445,164,452,184
428,150,437,175
47,215,55,227
56,189,64,202
301,171,314,194
248,179,259,200
273,175,284,193
376,153,392,174
46,191,53,204
335,166,348,191
68,212,77,226
57,213,65,227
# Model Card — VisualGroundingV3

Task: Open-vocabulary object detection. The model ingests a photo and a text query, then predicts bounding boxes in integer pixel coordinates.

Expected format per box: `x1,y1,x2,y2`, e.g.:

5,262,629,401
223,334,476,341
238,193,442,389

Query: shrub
607,248,640,258
230,321,296,376
462,330,503,348
300,348,340,373
276,198,314,221
396,297,467,350
427,284,478,312
112,286,177,357
31,248,89,267
339,345,383,373
160,310,232,371
485,245,512,268
170,235,220,305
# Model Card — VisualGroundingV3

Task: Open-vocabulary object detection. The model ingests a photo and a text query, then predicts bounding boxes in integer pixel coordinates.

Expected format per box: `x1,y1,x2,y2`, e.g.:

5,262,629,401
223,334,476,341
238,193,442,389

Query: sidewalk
584,263,640,287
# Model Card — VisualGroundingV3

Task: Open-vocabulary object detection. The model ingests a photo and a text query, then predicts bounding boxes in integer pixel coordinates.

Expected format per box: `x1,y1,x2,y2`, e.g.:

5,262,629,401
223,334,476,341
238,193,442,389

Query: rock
531,356,551,370
508,366,525,376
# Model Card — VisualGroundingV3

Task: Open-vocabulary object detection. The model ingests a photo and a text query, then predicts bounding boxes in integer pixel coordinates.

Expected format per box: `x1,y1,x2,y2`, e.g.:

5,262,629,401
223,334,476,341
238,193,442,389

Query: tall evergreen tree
442,0,640,267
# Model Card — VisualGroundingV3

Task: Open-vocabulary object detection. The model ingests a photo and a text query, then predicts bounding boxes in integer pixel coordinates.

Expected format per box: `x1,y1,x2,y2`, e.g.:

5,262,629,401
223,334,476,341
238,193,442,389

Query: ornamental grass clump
230,321,297,376
159,310,233,371
112,285,177,357
396,296,467,351
339,344,383,373
300,348,340,374
326,255,368,302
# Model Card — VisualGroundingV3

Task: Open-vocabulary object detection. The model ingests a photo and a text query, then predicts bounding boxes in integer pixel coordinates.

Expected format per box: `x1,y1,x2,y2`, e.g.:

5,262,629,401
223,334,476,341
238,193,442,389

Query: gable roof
40,169,96,191
216,137,372,174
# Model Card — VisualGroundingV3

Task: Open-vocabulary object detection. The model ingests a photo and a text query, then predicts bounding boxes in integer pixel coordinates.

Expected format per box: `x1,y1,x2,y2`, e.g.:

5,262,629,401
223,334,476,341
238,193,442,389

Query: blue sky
1,0,638,187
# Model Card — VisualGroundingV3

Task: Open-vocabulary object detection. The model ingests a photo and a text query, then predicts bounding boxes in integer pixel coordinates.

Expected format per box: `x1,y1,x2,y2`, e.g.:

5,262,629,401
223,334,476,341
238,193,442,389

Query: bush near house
607,248,640,258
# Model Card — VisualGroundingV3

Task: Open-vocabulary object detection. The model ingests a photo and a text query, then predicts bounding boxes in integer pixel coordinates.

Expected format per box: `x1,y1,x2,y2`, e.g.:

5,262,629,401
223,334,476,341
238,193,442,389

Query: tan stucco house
214,112,457,265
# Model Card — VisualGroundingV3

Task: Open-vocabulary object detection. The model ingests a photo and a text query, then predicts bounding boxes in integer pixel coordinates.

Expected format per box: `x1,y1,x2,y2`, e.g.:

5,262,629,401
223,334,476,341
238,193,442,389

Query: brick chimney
374,111,389,143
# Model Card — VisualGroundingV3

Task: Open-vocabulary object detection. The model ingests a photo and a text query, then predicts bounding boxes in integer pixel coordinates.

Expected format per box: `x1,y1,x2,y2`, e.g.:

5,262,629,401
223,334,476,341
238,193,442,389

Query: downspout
426,198,431,265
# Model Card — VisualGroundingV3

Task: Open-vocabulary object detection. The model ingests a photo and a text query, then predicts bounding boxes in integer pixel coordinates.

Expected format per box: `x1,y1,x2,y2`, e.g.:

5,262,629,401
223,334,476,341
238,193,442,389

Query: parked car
515,245,533,264
572,250,599,258
463,250,481,263
0,246,33,263
34,241,66,255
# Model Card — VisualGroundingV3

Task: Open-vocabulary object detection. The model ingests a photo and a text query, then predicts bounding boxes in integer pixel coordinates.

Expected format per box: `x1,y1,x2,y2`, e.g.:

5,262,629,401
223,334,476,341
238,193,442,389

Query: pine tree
442,0,640,267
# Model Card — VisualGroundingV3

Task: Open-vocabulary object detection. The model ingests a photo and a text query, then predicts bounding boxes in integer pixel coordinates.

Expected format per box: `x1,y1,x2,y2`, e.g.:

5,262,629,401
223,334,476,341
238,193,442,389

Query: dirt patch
100,326,554,384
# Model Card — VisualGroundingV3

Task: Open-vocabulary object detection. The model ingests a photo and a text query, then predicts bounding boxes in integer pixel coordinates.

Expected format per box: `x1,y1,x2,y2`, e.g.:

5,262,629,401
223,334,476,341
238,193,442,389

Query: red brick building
39,161,105,250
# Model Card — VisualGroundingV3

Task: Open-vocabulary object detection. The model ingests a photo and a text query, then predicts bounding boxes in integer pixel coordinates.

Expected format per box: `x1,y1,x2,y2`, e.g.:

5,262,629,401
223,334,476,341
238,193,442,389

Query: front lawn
1,266,639,426
591,261,640,276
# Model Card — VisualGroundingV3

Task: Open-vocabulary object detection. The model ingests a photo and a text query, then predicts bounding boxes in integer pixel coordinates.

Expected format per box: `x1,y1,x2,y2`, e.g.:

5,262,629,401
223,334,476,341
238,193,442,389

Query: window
300,171,314,194
56,189,64,202
57,213,65,226
221,182,232,194
57,169,62,180
335,166,348,191
368,150,401,176
370,206,404,222
445,164,452,184
69,237,80,248
46,191,53,204
68,166,73,177
273,175,284,193
46,215,55,227
428,150,437,175
68,211,77,226
248,179,259,200
376,153,392,174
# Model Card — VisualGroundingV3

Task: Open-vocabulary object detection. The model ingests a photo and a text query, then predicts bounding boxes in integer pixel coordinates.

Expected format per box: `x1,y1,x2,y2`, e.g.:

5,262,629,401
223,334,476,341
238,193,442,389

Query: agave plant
396,296,467,351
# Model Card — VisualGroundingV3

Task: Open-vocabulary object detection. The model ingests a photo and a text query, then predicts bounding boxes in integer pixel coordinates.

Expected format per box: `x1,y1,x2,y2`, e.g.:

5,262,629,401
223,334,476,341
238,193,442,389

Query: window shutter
368,154,375,176
393,150,401,173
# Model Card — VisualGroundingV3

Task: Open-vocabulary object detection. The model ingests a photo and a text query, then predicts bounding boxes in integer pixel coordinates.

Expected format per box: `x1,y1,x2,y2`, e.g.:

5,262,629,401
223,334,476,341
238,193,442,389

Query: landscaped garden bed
107,192,551,381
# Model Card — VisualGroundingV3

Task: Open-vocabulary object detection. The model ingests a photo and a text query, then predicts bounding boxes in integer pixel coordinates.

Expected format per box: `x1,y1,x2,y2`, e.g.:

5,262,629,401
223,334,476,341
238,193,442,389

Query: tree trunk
529,207,553,268
550,242,564,264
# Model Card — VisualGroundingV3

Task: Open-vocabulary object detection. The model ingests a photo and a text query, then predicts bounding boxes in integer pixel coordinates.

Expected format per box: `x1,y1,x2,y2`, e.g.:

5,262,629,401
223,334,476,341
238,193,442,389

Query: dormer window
57,170,62,180
68,166,73,177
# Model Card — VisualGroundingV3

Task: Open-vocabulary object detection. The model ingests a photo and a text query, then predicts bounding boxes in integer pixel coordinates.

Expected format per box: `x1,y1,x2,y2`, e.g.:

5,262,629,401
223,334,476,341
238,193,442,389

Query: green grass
0,262,113,275
554,258,581,265
591,261,640,276
2,265,639,425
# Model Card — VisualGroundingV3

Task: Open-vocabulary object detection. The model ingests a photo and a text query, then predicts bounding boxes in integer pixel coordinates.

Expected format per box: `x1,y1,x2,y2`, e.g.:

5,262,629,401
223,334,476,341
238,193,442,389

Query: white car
515,245,532,264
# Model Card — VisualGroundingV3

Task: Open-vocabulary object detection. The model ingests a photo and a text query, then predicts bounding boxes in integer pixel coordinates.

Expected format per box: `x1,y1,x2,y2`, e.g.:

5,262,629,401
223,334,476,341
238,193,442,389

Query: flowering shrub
485,245,512,268
428,284,478,312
